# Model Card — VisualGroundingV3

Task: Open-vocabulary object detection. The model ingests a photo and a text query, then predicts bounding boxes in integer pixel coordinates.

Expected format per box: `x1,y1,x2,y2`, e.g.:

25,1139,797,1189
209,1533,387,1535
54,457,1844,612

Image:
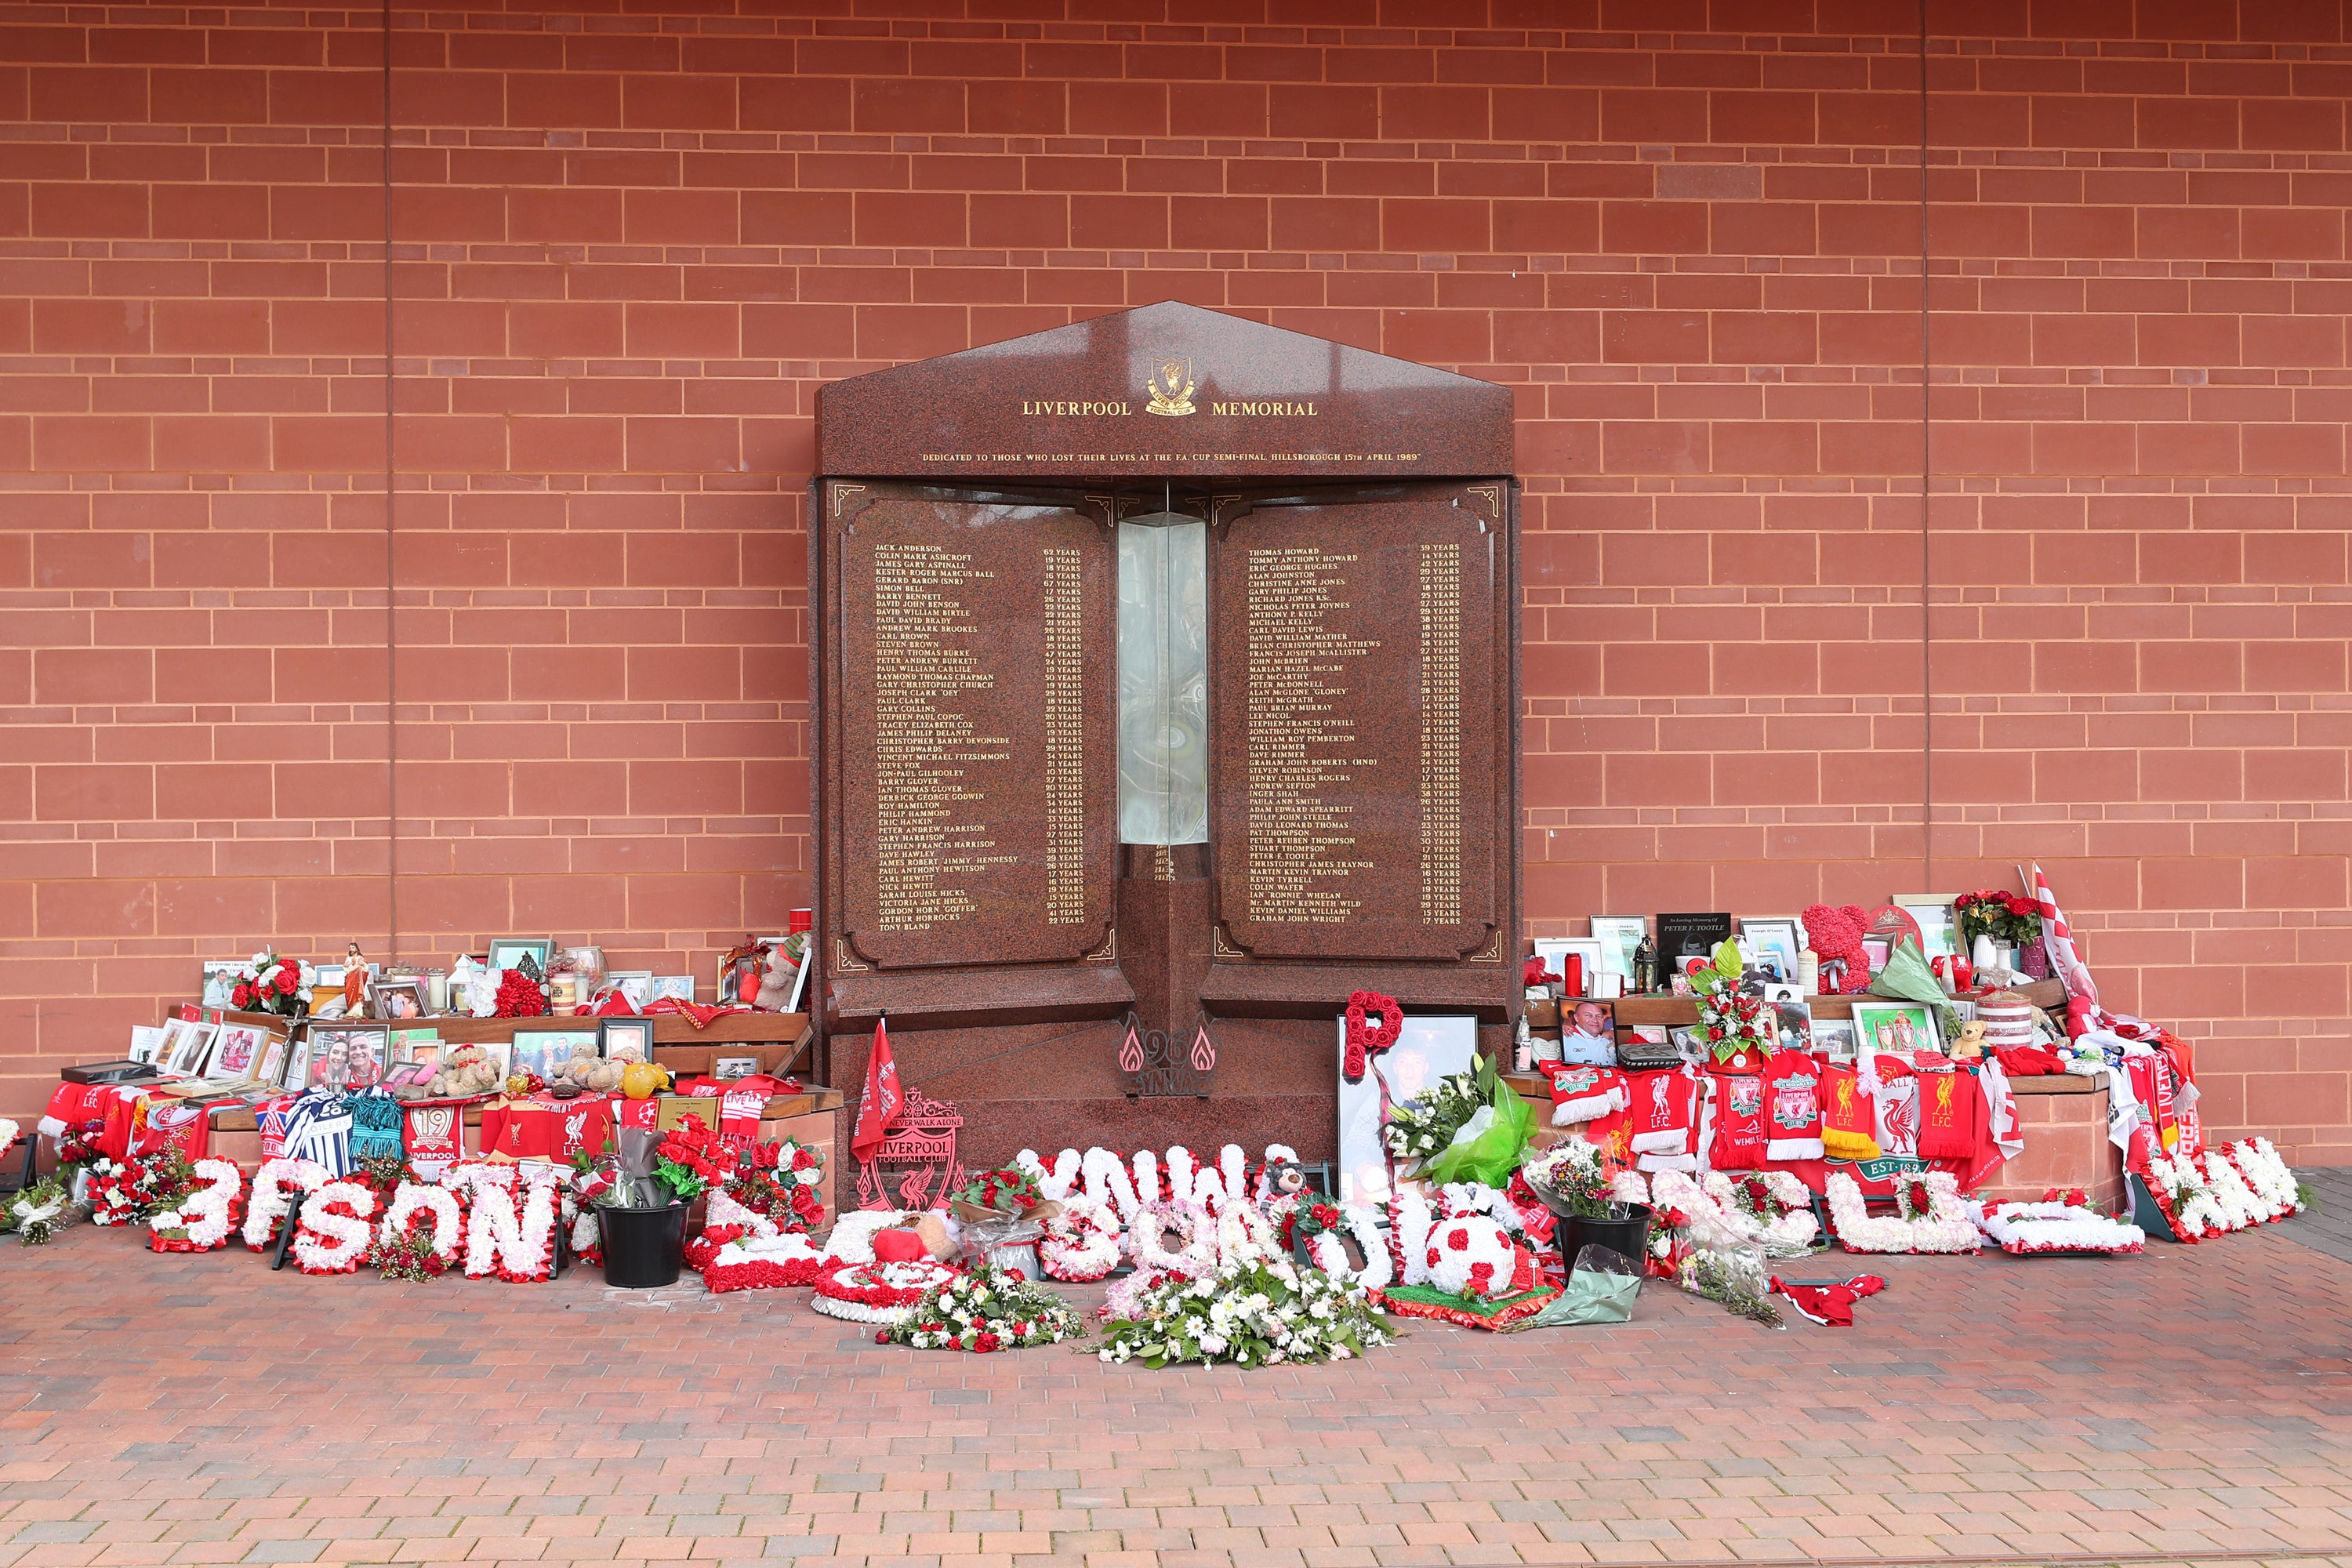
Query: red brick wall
3,2,2346,1162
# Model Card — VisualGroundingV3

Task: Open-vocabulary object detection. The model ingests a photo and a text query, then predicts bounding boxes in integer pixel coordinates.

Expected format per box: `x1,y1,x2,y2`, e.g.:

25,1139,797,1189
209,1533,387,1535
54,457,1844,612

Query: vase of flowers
227,949,314,1018
1955,891,2045,978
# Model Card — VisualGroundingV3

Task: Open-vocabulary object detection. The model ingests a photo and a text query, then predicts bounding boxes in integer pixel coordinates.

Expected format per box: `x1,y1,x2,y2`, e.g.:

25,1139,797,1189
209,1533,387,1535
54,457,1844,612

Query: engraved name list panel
837,497,1116,970
1210,498,1499,964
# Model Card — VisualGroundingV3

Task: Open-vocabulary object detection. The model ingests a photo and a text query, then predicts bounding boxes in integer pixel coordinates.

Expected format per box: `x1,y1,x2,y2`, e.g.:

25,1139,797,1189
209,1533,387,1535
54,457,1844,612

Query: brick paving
4,1213,2351,1568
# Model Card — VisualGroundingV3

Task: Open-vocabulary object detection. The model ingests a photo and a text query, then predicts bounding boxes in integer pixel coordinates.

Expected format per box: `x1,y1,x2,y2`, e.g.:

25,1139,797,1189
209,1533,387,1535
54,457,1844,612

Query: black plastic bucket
599,1203,688,1288
1557,1203,1653,1269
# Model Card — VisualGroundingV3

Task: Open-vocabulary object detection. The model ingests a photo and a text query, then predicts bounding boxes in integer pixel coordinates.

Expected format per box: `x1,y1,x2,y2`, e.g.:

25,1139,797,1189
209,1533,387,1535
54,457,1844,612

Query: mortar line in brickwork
382,0,399,964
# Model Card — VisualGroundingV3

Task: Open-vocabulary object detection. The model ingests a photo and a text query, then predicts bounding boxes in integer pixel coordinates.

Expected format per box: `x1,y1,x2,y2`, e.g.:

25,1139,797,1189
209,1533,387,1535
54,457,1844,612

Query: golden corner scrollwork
1465,929,1504,964
831,482,867,519
1211,924,1248,960
1085,927,1120,964
833,936,871,975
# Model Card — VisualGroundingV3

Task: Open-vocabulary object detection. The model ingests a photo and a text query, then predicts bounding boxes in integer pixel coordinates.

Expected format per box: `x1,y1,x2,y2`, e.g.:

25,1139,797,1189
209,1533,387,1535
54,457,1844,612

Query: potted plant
584,1117,730,1288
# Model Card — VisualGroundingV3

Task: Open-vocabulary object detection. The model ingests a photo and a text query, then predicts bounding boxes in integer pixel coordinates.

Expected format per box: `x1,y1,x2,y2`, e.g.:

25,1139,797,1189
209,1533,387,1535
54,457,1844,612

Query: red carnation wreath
1344,989,1403,1083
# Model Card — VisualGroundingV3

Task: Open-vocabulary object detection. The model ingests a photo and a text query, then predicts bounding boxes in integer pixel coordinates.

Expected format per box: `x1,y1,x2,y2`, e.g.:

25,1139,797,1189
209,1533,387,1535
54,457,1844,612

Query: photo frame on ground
1335,1012,1477,1207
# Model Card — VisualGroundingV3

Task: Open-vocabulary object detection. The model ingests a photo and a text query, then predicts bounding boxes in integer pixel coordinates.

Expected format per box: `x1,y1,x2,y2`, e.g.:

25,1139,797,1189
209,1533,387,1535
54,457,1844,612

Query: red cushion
871,1228,926,1262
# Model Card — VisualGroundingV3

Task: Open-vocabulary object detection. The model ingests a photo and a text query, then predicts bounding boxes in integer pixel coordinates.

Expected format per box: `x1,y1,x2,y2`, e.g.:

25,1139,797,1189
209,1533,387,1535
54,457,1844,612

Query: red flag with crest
851,1016,903,1162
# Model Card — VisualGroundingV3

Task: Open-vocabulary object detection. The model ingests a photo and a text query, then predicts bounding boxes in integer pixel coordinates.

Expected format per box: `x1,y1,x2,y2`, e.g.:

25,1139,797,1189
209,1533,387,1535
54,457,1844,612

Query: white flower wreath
1038,1195,1122,1282
1824,1170,1979,1254
2230,1138,2303,1219
241,1157,328,1251
292,1181,379,1274
1969,1199,2144,1255
379,1181,466,1266
151,1159,245,1251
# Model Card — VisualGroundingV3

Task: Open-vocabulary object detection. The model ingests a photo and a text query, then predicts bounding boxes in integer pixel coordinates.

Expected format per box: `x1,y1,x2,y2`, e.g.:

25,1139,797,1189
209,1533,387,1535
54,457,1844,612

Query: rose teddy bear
425,1044,506,1098
1801,903,1871,996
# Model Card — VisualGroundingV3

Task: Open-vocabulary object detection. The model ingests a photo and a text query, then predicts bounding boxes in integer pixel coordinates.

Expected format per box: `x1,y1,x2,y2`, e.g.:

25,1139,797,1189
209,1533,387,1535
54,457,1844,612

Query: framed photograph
1737,917,1804,985
207,1021,273,1081
1335,1011,1477,1207
306,1023,390,1088
1588,916,1647,981
397,1040,444,1069
1532,937,1604,997
468,1039,514,1080
488,937,553,977
1556,997,1616,1065
713,1055,760,1080
379,1062,434,1089
199,960,241,1009
1861,935,1892,975
598,1016,655,1064
163,1019,219,1076
1894,895,1961,962
648,975,695,1004
513,1029,597,1078
129,1025,166,1065
1850,1000,1940,1058
1768,998,1813,1054
368,975,429,1021
1812,1019,1858,1062
609,971,655,1009
783,946,810,1014
256,1031,292,1087
278,1030,314,1091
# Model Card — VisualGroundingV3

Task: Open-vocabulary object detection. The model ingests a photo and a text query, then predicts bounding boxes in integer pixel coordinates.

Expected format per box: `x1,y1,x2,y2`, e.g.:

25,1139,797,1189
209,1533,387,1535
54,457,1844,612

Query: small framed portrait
1812,1019,1859,1062
598,1016,655,1065
368,975,429,1021
1588,916,1647,981
306,1023,390,1088
649,975,695,1004
162,1018,218,1076
397,1040,444,1069
1531,937,1604,998
129,1025,167,1065
713,1055,760,1080
255,1031,292,1087
1769,998,1813,1054
609,971,654,1009
208,1021,273,1081
1737,917,1804,985
488,937,553,978
1850,1000,1940,1058
199,960,241,1009
278,1030,314,1091
1556,997,1617,1065
466,1039,514,1080
379,1062,434,1089
1860,935,1893,976
1894,895,1961,962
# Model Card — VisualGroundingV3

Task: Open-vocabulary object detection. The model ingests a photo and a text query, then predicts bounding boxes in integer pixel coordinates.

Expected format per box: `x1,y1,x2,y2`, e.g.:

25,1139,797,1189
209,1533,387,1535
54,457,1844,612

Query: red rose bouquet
227,949,311,1018
1955,889,2042,949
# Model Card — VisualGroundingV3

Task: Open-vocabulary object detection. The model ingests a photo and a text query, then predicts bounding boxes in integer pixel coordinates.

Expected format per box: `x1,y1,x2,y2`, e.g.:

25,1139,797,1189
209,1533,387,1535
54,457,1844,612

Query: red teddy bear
1802,903,1871,995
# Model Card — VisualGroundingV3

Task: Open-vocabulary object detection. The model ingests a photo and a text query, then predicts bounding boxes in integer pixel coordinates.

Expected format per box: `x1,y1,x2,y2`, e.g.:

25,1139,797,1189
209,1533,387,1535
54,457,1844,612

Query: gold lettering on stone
1207,401,1318,416
1242,546,1382,924
1021,401,1134,416
869,543,1009,932
1418,541,1462,926
1042,546,1087,924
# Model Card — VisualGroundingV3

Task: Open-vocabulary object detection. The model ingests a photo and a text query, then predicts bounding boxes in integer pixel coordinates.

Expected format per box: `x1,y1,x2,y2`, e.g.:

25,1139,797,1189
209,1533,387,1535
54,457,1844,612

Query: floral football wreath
1824,1170,1979,1254
1037,1196,1122,1283
810,1259,962,1325
879,1265,1088,1352
1343,989,1403,1084
147,1160,246,1254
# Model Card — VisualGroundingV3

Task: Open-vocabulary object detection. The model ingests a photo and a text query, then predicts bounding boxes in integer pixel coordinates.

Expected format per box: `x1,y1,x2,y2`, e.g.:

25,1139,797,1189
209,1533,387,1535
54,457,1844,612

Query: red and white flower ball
1422,1214,1537,1301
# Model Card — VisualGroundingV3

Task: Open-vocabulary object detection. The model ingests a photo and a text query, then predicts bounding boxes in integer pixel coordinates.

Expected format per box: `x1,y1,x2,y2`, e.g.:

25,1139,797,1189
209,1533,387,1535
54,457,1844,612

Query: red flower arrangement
1955,889,2043,947
727,1138,826,1232
654,1115,737,1200
493,969,548,1018
949,1165,1042,1217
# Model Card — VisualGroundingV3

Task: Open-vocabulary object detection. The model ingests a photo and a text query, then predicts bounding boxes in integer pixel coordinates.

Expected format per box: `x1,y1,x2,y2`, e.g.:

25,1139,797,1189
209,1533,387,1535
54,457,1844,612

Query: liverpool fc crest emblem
1145,354,1196,416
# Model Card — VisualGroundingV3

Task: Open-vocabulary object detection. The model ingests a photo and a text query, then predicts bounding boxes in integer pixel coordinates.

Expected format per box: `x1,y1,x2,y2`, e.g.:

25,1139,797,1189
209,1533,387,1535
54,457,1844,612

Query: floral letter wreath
243,1157,328,1251
810,1259,960,1324
1038,1194,1122,1282
378,1182,467,1269
1343,989,1403,1084
292,1181,381,1274
149,1160,246,1253
443,1162,560,1282
1825,1171,1979,1254
1970,1195,2144,1256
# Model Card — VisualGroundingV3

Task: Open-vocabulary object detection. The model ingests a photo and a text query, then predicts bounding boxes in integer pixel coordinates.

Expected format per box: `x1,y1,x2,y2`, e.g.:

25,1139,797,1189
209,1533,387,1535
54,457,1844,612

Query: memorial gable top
816,301,1513,481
